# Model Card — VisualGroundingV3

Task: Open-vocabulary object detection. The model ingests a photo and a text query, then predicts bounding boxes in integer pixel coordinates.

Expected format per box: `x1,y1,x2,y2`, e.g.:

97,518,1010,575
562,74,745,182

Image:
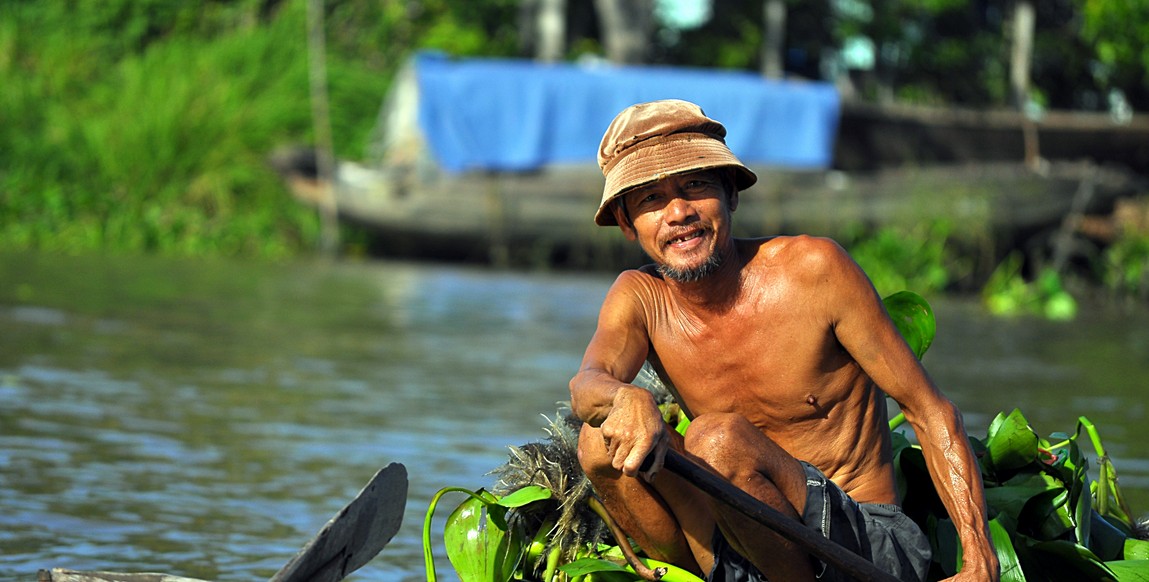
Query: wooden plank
37,570,210,582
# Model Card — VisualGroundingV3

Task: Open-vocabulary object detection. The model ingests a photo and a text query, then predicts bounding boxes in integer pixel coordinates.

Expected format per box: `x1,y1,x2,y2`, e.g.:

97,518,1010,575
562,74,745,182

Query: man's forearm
570,371,654,427
570,369,625,426
917,415,999,579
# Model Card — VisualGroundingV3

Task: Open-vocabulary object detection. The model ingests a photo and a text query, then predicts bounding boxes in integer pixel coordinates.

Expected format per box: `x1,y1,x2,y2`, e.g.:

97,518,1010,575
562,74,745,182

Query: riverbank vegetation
2,1,1147,310
0,0,520,258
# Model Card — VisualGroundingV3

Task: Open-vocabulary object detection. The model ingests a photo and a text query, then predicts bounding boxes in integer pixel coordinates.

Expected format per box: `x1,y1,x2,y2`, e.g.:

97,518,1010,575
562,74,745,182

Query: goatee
657,252,722,283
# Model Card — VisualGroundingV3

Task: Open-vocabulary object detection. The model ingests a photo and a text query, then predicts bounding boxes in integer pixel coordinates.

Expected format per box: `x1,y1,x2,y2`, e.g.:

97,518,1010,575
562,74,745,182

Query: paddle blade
270,462,408,582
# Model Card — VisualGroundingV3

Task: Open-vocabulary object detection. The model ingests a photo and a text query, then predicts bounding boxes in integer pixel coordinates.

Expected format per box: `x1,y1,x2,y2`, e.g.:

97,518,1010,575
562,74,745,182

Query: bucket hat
595,99,757,226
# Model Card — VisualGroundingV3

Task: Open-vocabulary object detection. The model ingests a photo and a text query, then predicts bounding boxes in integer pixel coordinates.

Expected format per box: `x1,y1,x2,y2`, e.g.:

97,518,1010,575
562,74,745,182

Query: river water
1,252,1146,581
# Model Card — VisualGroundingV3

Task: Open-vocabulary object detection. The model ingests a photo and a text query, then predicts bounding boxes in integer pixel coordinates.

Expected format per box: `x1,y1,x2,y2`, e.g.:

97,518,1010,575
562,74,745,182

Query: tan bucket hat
595,99,758,226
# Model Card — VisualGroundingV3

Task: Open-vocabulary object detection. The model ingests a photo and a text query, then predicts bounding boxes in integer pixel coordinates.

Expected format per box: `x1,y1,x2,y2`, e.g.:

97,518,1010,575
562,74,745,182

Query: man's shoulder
615,264,662,283
607,266,665,299
741,235,847,266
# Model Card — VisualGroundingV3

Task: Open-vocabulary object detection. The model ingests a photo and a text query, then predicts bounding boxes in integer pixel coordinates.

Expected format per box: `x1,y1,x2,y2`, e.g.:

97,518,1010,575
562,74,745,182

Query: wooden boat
835,100,1149,172
280,153,1145,271
275,55,1149,268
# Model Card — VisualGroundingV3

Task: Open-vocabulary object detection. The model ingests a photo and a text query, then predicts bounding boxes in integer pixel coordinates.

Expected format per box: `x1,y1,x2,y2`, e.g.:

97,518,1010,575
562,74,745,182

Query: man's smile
664,228,707,249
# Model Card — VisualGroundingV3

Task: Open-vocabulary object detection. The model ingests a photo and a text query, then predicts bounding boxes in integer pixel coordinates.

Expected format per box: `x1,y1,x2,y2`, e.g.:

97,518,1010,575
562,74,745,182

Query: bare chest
648,306,858,424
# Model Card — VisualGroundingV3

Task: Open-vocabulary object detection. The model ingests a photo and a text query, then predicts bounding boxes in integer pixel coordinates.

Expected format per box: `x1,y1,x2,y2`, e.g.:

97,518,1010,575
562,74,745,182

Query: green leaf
494,485,552,508
930,516,960,578
990,516,1027,582
985,409,1039,476
1126,539,1149,561
559,557,705,582
1022,489,1075,541
882,290,936,359
984,472,1058,523
424,486,492,582
444,490,524,582
1025,539,1116,581
1075,474,1095,549
892,439,945,523
1104,560,1149,581
558,557,630,576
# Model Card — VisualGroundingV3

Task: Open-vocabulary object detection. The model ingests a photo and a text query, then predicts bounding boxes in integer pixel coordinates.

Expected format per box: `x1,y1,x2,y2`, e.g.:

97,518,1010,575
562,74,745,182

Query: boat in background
273,53,1148,269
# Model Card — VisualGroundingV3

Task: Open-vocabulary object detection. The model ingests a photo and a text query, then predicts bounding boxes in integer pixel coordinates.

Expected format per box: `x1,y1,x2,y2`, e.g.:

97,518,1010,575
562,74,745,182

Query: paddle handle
660,450,902,582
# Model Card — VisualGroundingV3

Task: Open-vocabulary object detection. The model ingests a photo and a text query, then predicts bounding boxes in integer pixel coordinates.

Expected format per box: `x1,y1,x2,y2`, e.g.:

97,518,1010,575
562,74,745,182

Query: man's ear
611,203,637,241
729,190,739,213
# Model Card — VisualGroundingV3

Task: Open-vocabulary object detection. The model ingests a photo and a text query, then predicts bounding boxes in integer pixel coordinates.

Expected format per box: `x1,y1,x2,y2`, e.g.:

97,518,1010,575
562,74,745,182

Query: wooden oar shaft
661,450,902,582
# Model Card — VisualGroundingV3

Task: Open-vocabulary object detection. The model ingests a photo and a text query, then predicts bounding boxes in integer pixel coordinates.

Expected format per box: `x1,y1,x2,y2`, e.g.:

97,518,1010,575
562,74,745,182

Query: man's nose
664,194,697,223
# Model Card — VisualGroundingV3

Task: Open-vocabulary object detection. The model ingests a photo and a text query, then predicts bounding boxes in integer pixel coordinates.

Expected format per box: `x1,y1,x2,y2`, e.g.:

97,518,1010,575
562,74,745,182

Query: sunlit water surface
1,253,1146,581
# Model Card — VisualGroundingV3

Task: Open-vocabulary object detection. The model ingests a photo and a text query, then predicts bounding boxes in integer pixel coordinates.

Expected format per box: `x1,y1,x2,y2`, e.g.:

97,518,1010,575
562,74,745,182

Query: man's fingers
613,435,651,477
639,444,666,482
621,446,647,477
625,432,668,478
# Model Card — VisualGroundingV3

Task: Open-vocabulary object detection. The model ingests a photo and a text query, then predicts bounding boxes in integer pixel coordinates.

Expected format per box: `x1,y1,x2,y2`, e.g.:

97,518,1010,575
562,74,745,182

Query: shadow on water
0,252,1145,581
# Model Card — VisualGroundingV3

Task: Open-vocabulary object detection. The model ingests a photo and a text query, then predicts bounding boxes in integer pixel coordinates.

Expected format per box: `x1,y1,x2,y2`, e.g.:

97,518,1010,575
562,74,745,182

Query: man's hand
942,554,1000,582
599,385,669,481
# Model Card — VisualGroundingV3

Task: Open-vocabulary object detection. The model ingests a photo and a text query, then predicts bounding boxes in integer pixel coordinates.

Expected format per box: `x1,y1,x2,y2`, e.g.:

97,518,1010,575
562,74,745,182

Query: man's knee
683,413,757,477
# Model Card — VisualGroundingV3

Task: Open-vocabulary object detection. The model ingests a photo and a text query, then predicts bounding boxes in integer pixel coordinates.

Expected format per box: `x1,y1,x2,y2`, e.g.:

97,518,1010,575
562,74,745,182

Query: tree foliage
0,0,522,257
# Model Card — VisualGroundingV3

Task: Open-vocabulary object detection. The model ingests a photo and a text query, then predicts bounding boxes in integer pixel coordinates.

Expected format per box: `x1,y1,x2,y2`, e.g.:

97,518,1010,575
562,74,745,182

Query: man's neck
664,241,744,313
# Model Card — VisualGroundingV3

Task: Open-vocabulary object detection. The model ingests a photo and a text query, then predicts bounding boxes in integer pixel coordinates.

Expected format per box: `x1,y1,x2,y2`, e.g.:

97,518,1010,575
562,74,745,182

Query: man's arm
814,239,1000,581
570,271,668,477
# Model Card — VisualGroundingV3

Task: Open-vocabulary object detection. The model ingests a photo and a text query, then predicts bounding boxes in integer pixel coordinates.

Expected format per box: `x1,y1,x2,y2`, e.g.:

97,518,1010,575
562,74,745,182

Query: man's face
613,169,737,283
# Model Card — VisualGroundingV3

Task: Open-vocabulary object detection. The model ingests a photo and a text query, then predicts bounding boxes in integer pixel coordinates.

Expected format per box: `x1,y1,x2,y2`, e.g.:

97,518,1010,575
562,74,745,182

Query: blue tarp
414,53,841,173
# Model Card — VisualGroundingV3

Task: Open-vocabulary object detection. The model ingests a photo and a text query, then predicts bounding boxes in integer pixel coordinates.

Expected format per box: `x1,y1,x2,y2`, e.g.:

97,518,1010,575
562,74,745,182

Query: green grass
0,0,389,259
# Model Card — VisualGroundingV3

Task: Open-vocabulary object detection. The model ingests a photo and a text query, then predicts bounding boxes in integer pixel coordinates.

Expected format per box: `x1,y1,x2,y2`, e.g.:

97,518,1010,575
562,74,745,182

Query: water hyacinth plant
891,410,1149,580
423,485,551,582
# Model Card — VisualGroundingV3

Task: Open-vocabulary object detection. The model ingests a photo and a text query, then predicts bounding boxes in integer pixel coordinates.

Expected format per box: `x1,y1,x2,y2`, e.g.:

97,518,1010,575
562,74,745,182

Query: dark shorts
707,462,932,582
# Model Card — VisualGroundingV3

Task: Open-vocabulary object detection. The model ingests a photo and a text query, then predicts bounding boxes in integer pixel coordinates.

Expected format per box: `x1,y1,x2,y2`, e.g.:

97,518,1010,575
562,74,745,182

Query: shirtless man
570,100,999,582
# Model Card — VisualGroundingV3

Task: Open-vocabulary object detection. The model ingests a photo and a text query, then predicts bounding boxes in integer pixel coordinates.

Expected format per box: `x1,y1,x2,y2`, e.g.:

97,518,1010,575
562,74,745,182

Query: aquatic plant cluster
422,292,1149,581
845,219,1149,320
424,406,1149,581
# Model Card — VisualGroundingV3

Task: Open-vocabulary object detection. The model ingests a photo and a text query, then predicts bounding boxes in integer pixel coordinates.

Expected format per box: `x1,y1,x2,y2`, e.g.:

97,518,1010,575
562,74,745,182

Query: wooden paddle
269,462,409,582
658,450,902,582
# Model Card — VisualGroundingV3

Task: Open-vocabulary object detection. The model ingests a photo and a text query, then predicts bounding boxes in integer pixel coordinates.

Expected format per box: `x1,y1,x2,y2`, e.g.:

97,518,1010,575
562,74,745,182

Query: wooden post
486,174,511,267
307,0,340,256
537,0,567,62
1010,0,1040,169
1009,0,1035,110
593,0,652,64
762,0,786,79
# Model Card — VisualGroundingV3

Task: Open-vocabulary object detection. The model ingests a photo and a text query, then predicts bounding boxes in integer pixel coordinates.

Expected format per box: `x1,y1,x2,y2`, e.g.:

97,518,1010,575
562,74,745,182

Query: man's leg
577,423,717,575
685,413,817,581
